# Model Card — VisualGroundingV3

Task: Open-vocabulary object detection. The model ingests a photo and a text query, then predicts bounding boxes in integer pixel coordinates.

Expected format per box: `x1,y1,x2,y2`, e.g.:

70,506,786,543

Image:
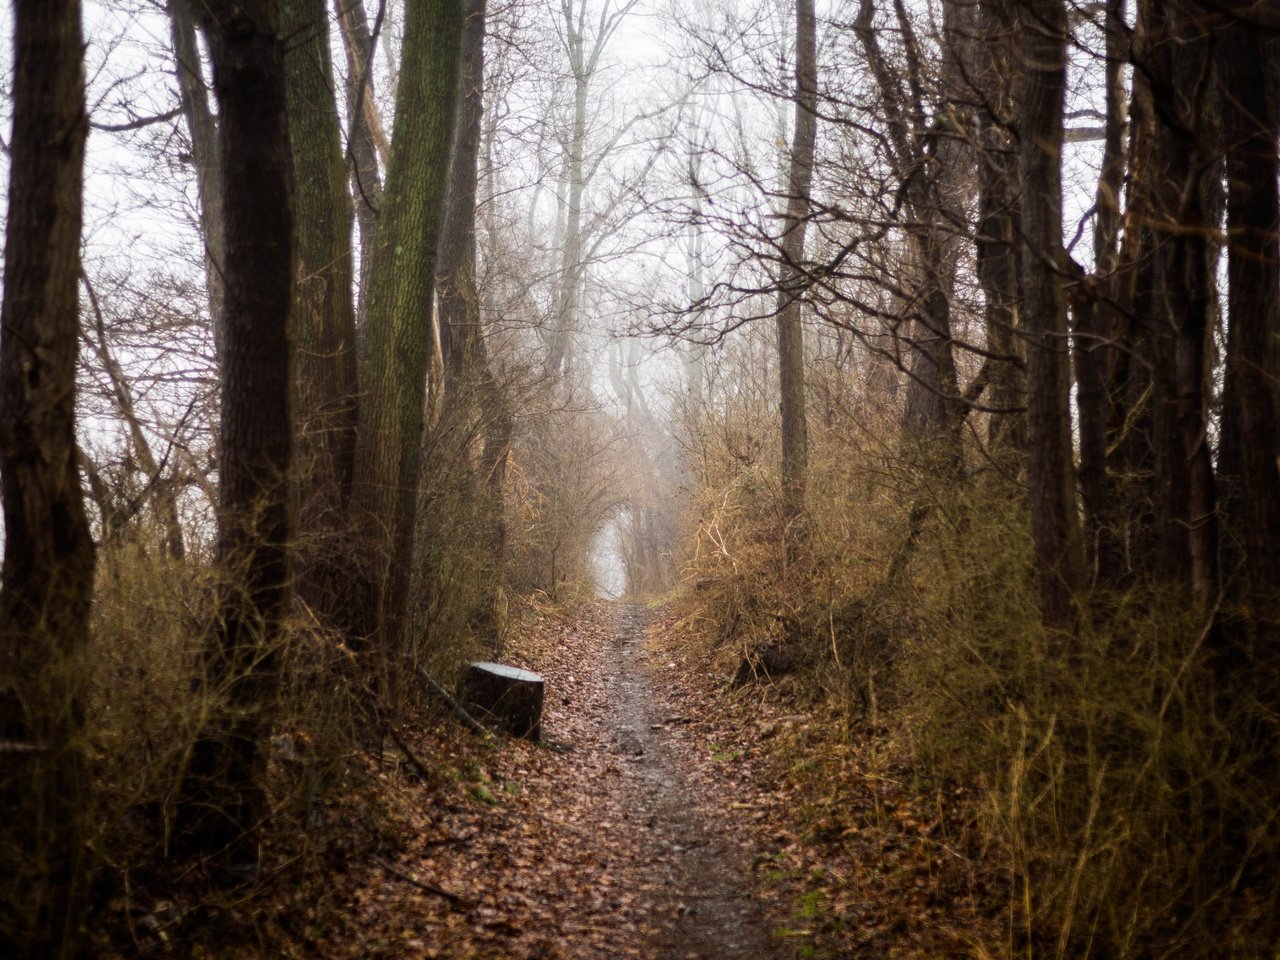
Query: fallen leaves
210,597,1004,960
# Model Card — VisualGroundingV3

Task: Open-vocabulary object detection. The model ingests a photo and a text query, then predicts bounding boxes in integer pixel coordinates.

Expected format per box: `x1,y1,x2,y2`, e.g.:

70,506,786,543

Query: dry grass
673,388,1280,959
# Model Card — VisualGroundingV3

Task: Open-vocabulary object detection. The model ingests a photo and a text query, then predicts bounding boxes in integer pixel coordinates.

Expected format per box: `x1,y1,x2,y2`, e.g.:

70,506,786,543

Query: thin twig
374,858,469,908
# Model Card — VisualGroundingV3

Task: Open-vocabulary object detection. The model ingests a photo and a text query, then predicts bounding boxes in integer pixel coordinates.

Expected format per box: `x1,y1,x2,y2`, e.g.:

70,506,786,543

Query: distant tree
334,0,385,322
541,0,642,385
0,0,96,954
168,0,227,360
776,0,816,538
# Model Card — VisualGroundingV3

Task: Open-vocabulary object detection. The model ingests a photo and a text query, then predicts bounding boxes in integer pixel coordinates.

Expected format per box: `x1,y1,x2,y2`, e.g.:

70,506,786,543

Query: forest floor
302,600,998,959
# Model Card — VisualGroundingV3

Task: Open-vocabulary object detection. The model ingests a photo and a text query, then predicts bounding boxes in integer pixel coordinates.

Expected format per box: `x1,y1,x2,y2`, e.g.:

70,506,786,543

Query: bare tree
776,0,816,538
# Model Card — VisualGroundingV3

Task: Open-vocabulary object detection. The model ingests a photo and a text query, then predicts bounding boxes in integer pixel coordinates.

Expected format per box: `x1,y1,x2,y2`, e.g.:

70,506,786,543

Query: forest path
586,603,780,958
324,601,792,959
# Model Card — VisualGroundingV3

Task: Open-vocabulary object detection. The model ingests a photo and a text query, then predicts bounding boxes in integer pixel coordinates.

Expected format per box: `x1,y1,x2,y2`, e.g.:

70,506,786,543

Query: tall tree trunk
168,0,227,361
336,0,385,324
1071,0,1124,584
1018,0,1084,632
974,0,1025,457
544,1,590,385
282,0,360,620
437,0,486,380
856,0,966,469
1106,0,1217,593
776,0,816,534
1217,8,1280,632
433,0,509,644
349,0,464,673
178,0,295,875
0,2,94,953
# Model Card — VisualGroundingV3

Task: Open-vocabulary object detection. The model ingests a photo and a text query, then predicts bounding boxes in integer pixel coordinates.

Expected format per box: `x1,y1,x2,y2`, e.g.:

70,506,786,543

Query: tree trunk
0,1,95,954
1217,9,1280,631
349,0,464,673
776,0,816,534
178,0,295,875
1018,0,1084,632
544,2,590,385
1103,0,1217,594
335,0,384,324
437,0,487,380
855,0,966,470
282,0,360,621
1071,0,1124,584
432,0,509,645
973,0,1025,456
168,0,227,362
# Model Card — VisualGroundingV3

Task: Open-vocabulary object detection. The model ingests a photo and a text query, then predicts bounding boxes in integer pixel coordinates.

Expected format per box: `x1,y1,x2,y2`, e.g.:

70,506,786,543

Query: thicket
671,332,1280,959
0,384,626,956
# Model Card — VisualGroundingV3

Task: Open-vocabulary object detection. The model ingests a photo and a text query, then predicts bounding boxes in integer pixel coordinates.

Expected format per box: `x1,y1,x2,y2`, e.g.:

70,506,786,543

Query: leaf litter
307,599,998,959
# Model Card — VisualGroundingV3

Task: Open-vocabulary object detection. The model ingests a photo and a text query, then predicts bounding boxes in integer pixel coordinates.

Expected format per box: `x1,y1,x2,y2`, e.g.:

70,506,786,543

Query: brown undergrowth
648,602,1004,959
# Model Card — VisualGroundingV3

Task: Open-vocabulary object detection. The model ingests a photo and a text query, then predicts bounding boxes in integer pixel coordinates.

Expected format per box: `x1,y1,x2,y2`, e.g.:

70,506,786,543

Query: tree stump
457,662,544,741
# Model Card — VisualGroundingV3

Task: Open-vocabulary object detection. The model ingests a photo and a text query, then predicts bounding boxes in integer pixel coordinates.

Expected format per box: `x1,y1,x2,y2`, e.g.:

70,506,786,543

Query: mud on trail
319,602,794,960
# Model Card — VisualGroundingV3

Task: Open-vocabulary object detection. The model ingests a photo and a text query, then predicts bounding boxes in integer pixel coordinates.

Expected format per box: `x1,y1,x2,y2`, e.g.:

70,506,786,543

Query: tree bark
168,0,227,362
0,0,95,954
1018,0,1084,632
776,0,816,534
1217,9,1280,630
178,0,295,874
349,0,464,669
974,0,1025,457
282,0,360,620
335,0,384,324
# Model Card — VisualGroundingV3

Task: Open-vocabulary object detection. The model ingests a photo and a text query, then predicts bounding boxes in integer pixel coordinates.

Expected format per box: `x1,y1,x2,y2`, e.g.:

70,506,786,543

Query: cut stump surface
458,661,544,740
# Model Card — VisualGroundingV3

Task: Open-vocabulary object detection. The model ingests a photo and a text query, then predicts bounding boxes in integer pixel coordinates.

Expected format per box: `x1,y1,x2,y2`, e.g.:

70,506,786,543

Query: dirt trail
325,601,791,959
598,604,779,958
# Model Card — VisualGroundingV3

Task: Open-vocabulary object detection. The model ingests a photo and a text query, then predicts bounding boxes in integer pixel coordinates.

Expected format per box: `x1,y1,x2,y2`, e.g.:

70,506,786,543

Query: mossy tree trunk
0,1,95,953
178,0,295,875
349,0,464,672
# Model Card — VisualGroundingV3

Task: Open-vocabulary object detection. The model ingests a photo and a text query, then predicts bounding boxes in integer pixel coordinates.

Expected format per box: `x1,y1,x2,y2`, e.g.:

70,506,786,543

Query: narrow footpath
319,602,793,960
